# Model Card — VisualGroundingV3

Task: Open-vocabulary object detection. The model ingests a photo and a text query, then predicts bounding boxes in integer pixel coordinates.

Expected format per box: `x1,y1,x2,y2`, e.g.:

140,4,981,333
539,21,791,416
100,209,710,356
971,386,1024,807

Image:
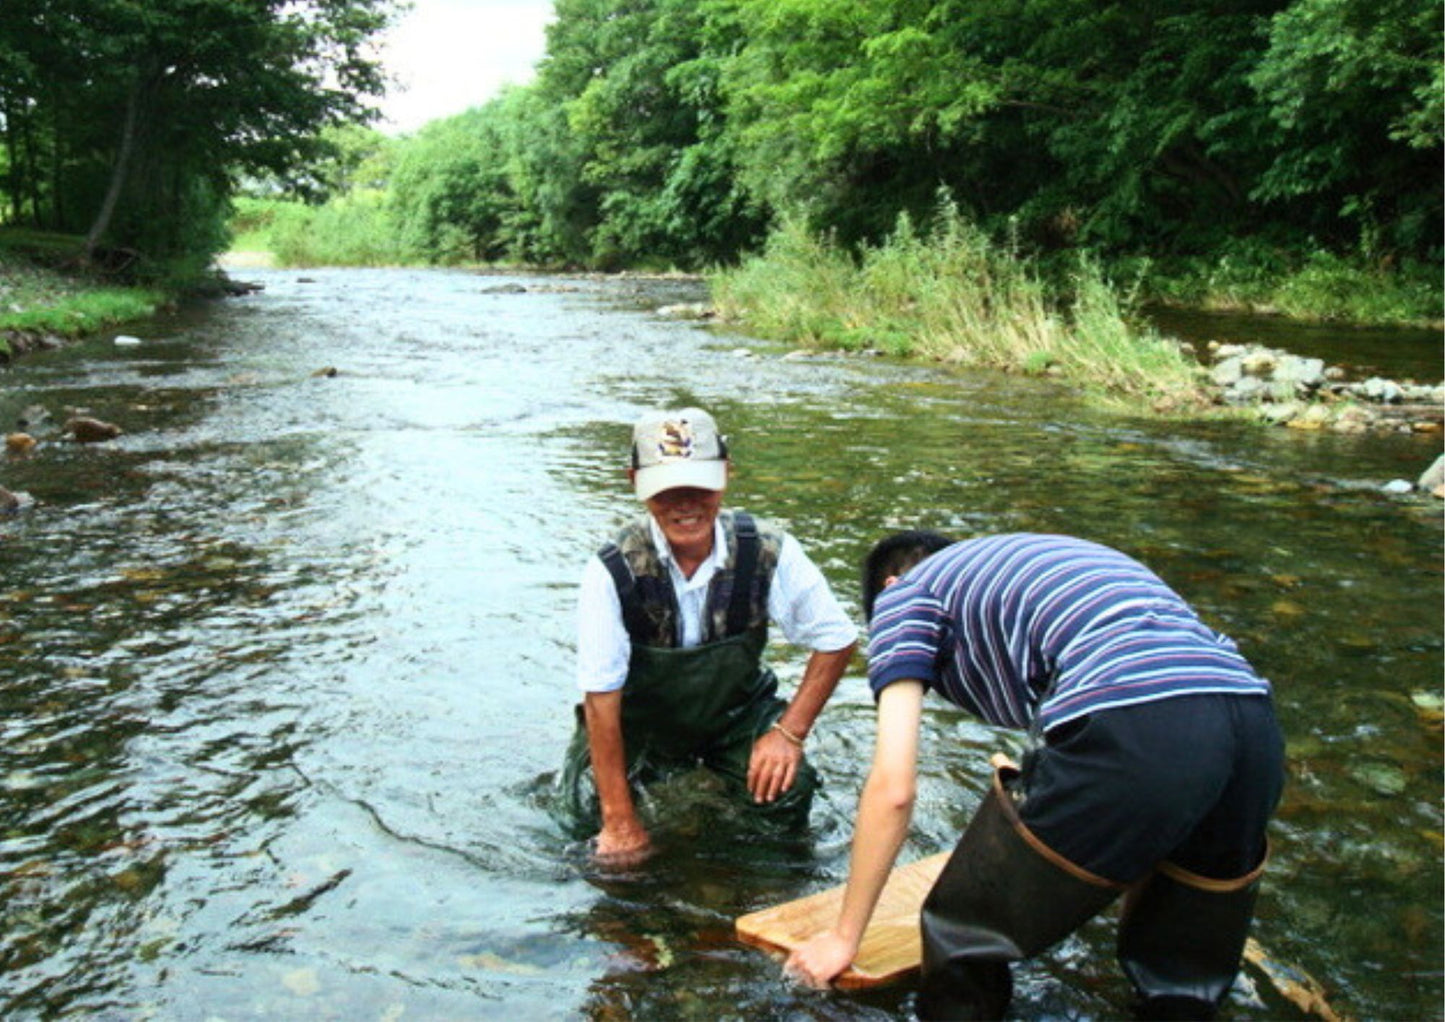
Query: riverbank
0,232,166,361
13,238,1444,453
707,217,1443,430
1116,251,1443,331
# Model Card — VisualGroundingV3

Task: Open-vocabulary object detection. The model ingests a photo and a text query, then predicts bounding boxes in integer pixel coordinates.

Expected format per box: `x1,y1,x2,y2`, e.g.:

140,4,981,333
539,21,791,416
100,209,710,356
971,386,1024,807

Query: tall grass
711,205,1210,411
234,194,410,268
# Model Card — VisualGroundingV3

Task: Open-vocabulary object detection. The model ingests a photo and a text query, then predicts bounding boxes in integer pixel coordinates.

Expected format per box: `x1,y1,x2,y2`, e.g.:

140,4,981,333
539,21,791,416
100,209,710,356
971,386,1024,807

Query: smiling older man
556,407,857,866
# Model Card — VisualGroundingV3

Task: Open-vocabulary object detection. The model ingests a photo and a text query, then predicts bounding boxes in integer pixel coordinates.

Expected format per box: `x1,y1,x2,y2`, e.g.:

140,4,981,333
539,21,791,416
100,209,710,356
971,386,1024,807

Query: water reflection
0,268,1438,1020
1147,305,1444,383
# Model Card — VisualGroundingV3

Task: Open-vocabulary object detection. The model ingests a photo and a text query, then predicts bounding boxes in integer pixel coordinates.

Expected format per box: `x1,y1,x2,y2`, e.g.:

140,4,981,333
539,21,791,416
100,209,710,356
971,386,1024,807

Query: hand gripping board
734,851,949,989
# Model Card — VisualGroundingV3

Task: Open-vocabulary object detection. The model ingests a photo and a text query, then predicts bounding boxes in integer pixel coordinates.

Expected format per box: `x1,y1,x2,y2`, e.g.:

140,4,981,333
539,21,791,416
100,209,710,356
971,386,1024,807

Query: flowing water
0,268,1440,1021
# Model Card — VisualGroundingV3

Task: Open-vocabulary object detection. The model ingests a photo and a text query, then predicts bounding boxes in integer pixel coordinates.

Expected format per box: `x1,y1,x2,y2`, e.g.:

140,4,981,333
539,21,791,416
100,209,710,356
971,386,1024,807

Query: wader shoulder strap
598,543,653,643
726,512,761,637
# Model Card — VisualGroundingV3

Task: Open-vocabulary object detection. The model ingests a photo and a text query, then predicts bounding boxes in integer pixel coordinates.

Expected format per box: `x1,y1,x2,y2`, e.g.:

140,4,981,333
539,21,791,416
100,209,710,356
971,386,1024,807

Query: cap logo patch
656,419,695,460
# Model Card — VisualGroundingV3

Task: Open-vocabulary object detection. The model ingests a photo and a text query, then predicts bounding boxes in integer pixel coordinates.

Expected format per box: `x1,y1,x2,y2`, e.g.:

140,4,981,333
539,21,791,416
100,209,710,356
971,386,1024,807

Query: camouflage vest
599,510,783,648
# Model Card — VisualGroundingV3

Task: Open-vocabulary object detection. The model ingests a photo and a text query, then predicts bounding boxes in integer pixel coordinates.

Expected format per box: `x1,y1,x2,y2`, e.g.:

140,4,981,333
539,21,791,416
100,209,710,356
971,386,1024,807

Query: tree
1249,0,1443,256
0,0,397,276
529,0,765,268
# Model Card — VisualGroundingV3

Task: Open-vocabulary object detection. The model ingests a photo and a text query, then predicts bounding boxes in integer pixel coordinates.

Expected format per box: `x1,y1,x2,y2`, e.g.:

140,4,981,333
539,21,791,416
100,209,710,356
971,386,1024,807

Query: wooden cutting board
738,856,1345,1018
735,851,949,989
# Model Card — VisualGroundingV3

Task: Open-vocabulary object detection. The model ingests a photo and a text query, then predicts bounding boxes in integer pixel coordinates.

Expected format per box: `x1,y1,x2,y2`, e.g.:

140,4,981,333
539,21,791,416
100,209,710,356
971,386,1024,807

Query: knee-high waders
556,628,817,836
917,762,1122,1020
917,760,1270,1021
1117,854,1267,1020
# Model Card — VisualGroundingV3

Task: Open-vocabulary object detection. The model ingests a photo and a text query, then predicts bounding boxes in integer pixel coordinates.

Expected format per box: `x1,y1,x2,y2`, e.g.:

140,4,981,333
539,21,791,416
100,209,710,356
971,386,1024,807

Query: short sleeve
576,555,631,693
766,533,858,652
866,580,947,698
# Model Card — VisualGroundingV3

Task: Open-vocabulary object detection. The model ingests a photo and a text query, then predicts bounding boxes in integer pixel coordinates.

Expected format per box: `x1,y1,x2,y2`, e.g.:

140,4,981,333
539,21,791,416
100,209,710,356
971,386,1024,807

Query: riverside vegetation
2,0,1440,413
0,233,163,360
219,0,1439,324
708,207,1213,412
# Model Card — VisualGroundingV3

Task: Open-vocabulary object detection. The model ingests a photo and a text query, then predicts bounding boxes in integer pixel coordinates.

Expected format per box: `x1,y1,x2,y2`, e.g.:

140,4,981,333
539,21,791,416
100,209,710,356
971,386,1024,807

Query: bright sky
374,0,556,135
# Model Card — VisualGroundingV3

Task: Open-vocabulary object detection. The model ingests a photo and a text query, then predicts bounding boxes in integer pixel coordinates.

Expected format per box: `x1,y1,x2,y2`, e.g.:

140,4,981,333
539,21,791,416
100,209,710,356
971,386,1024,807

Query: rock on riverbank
1206,342,1444,436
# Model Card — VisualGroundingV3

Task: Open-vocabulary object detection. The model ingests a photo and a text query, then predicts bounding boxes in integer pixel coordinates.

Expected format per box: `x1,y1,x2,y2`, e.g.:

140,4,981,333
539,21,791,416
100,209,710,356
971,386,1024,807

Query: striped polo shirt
867,534,1271,732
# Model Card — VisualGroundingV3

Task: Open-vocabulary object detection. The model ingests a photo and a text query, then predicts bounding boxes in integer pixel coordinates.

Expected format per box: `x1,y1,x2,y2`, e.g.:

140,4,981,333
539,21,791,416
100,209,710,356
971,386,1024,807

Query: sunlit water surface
1,268,1439,1020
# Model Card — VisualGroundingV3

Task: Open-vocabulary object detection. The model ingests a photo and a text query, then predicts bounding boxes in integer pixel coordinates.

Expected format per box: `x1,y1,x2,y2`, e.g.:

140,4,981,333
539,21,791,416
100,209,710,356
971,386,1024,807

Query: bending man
785,531,1284,1021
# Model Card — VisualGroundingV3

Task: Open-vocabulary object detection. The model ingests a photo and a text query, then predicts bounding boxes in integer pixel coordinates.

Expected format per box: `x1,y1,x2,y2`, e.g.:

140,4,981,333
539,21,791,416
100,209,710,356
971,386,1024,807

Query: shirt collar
646,515,728,575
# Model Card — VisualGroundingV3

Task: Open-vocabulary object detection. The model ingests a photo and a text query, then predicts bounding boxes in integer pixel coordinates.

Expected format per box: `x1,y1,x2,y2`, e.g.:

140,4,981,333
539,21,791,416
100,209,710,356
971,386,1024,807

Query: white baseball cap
630,408,729,501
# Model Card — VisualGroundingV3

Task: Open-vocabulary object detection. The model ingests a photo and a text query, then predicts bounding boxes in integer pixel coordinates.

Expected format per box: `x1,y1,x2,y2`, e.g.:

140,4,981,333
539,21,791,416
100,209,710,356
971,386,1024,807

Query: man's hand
748,727,802,803
594,818,653,868
784,930,857,988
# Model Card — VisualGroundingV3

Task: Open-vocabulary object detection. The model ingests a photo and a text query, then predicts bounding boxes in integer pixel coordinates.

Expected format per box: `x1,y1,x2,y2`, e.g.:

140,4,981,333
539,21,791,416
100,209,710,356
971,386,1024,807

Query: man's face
643,486,724,552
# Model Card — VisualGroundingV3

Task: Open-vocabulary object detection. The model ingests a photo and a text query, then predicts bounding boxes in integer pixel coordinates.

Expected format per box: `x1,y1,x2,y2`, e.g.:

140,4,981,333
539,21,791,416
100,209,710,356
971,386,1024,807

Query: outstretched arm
784,679,925,986
748,642,856,803
583,690,652,866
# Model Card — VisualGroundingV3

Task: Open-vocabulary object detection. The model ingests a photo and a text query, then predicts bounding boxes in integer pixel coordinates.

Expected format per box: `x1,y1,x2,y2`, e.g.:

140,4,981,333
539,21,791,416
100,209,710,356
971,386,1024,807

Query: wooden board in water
740,853,1345,1019
735,851,949,989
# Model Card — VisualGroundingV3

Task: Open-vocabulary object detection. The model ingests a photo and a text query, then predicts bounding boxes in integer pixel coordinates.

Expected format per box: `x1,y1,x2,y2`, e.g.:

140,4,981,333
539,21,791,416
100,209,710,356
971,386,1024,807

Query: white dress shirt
576,516,858,693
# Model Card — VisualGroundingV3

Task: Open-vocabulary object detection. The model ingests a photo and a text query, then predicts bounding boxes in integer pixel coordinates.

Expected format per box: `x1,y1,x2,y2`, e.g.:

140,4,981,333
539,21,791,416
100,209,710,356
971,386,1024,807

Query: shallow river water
1,268,1440,1020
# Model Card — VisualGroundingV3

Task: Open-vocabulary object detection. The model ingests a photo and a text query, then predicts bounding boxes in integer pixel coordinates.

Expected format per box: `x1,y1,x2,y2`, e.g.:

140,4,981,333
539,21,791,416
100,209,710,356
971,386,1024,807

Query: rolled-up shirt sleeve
866,580,946,697
576,555,631,693
767,534,859,652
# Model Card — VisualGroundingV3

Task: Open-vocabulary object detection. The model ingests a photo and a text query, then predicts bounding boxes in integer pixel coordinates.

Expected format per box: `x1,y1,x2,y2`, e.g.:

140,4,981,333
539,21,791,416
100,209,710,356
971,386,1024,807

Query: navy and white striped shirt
867,534,1271,732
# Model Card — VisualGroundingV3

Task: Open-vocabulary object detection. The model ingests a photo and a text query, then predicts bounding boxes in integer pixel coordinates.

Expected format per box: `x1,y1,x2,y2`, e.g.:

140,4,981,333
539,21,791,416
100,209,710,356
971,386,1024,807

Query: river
1,267,1440,1020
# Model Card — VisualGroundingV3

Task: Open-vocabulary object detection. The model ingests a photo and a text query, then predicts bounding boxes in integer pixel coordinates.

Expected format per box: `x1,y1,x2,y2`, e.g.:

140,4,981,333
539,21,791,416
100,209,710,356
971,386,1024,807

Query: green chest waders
557,628,818,835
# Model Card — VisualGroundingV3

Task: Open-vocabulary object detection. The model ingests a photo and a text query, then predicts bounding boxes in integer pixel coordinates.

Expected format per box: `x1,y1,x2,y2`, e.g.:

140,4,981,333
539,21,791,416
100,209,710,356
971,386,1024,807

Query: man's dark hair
861,530,955,620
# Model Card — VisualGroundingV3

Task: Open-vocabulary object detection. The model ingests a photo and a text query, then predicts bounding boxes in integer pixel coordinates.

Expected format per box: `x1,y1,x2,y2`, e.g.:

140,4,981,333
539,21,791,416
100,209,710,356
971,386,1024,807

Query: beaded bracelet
770,721,806,748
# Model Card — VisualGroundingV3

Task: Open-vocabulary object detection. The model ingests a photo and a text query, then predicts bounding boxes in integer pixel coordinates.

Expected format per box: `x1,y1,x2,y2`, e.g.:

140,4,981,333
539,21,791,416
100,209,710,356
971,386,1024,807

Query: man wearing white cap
558,407,858,866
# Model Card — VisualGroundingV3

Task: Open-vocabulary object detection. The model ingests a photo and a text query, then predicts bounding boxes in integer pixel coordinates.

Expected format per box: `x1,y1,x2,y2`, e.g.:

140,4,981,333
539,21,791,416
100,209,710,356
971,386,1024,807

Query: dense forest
2,0,1441,305
0,0,393,281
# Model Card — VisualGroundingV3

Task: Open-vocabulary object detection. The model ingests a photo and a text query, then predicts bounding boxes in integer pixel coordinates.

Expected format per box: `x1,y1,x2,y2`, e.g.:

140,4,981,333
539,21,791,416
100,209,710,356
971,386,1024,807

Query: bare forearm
583,693,639,828
784,680,923,987
777,644,855,736
834,773,914,943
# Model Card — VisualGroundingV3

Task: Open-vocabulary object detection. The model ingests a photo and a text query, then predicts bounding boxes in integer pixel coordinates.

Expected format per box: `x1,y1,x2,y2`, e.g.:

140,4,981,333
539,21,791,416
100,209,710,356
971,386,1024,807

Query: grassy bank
710,210,1214,414
1125,245,1442,327
0,230,165,359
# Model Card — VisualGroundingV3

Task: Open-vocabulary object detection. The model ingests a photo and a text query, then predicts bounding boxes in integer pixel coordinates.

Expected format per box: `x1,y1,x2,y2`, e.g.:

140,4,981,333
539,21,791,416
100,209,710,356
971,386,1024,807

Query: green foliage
712,0,998,241
1127,239,1443,324
713,201,1211,409
539,0,768,268
229,197,285,252
388,109,523,265
174,0,1440,328
1248,0,1443,256
266,194,407,268
0,0,396,281
0,288,161,334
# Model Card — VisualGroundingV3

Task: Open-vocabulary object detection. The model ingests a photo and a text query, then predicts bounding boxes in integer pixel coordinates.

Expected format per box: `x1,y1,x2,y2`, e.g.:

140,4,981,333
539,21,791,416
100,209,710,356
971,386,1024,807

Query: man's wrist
770,720,806,747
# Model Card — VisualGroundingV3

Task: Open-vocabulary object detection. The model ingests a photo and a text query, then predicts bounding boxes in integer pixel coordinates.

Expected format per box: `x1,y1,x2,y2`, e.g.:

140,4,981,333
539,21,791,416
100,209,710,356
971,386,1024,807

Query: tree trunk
3,101,17,224
82,78,142,263
49,105,64,230
20,110,40,226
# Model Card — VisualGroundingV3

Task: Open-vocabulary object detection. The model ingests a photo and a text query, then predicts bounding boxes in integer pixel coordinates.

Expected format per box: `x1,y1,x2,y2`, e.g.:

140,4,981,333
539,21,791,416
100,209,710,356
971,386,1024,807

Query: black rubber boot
916,764,1124,1021
1117,854,1266,1021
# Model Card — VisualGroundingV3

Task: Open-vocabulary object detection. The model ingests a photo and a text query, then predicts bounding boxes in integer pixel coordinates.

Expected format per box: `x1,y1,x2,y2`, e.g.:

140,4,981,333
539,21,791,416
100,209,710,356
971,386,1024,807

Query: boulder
65,416,123,443
1355,377,1404,404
